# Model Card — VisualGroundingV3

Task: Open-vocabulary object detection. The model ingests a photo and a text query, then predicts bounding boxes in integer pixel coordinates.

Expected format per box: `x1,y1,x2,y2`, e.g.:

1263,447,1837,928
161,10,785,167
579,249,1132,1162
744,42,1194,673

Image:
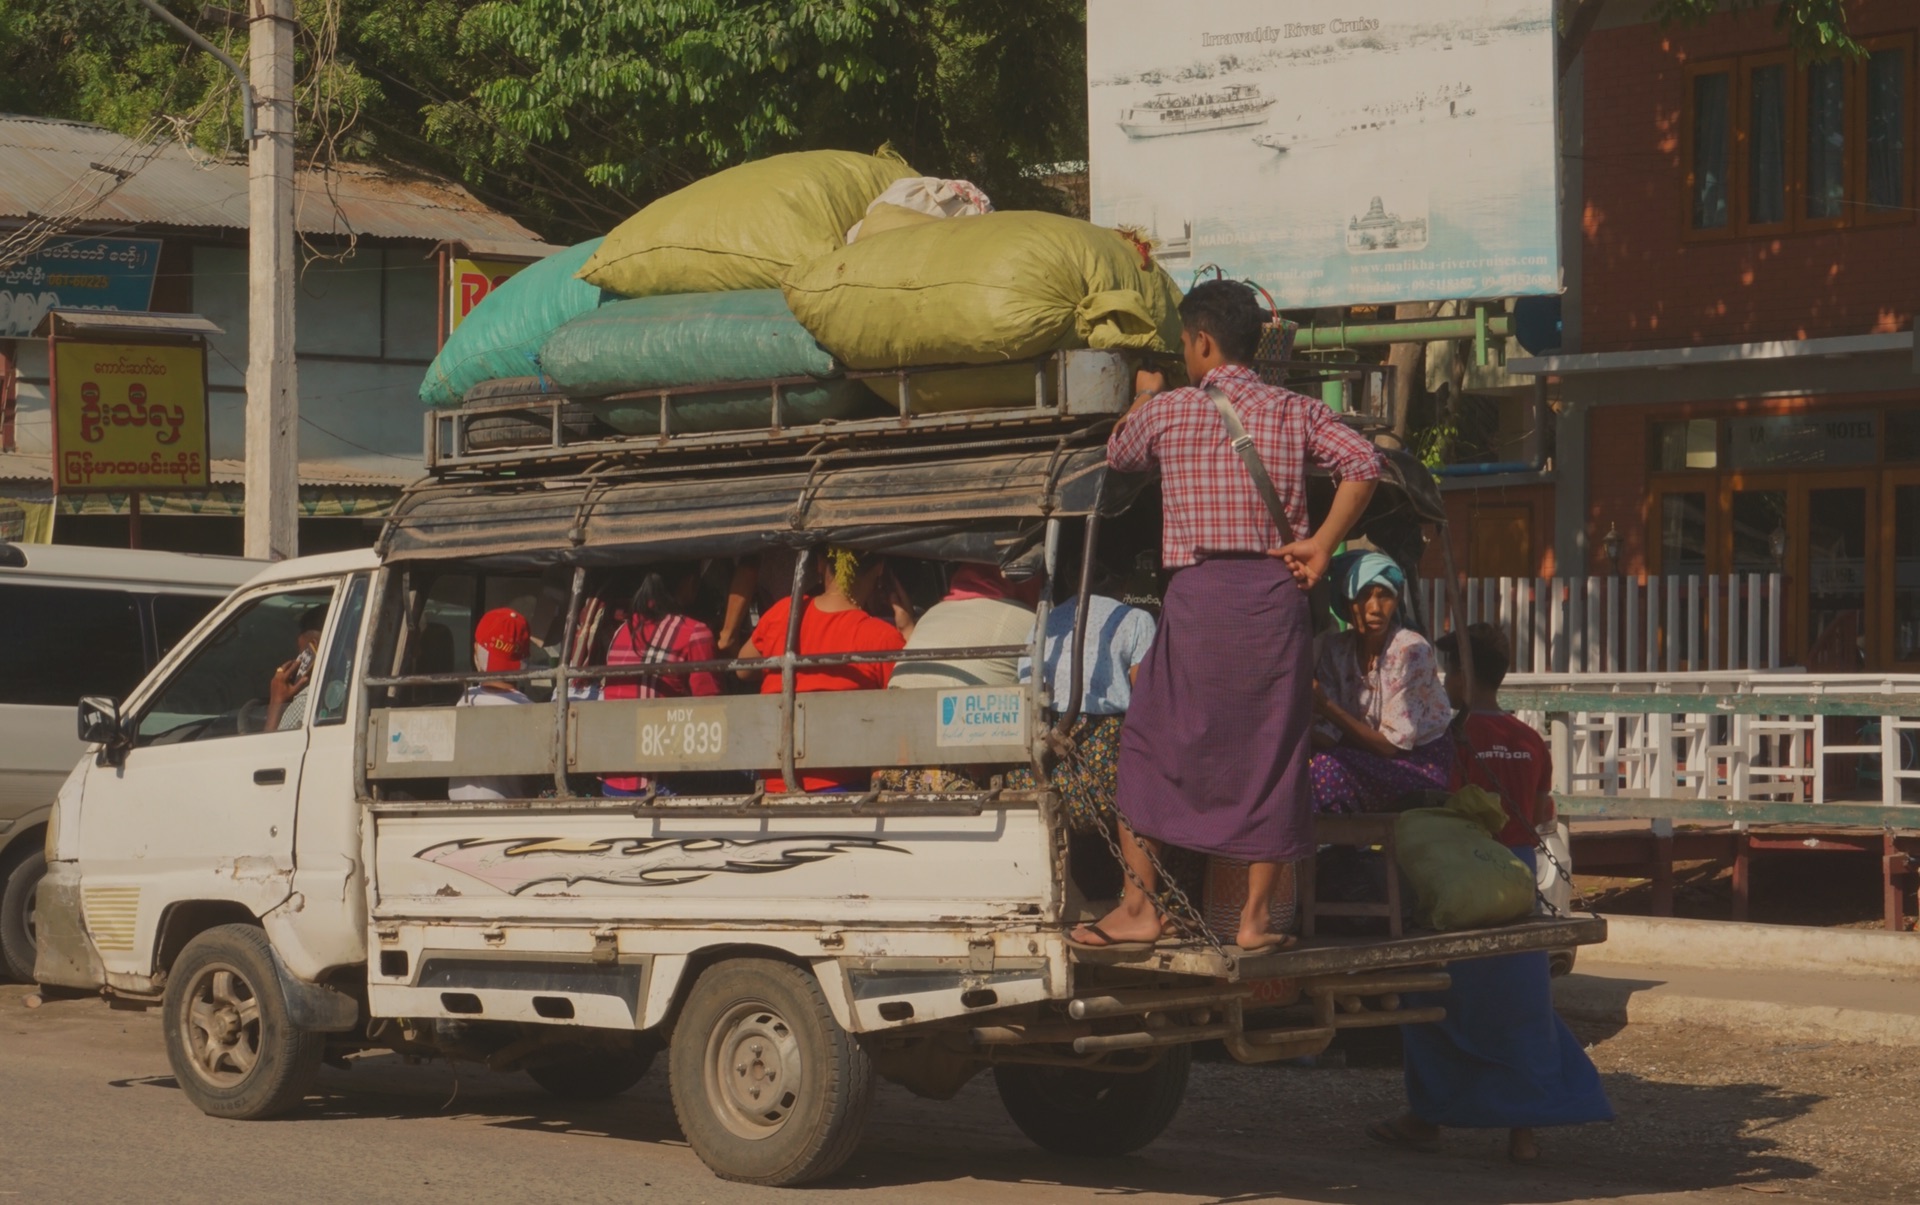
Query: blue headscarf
1333,550,1405,607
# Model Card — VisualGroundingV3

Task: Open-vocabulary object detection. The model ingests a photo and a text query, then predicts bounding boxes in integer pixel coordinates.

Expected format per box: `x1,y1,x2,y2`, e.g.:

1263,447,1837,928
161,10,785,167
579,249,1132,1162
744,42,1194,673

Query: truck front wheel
0,847,45,982
668,958,874,1186
994,1045,1191,1157
162,924,324,1120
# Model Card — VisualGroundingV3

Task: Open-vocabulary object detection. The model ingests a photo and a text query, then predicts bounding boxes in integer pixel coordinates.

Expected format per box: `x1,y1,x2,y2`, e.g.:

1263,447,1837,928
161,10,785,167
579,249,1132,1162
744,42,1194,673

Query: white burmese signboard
1088,0,1560,307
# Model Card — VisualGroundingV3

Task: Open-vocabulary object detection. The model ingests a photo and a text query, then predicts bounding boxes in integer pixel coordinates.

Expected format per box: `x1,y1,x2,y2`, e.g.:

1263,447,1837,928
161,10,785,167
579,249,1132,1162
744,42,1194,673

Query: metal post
244,0,298,561
777,548,813,794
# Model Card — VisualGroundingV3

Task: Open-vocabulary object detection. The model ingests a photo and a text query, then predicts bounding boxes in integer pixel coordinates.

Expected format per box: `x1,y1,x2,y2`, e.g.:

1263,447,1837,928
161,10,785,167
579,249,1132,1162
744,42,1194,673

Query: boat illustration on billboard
1346,196,1430,253
1118,84,1276,138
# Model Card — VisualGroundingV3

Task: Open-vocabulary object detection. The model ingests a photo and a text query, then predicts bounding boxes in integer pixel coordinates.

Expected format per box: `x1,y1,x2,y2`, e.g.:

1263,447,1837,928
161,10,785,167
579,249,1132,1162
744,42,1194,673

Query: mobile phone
294,647,315,679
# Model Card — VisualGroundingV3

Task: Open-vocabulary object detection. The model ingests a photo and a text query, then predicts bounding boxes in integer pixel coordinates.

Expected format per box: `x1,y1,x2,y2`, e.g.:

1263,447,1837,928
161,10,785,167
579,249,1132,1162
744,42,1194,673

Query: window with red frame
1685,36,1913,236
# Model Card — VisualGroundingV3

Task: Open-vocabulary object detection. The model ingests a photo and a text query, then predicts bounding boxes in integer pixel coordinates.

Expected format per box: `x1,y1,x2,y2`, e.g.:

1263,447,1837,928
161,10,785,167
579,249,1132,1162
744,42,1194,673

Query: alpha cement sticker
387,710,455,763
936,689,1025,748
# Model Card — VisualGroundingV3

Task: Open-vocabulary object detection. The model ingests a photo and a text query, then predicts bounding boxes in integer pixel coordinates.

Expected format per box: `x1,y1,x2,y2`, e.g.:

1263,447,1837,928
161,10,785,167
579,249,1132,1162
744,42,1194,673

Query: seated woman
1309,551,1454,813
601,562,723,798
738,546,914,793
1006,559,1156,832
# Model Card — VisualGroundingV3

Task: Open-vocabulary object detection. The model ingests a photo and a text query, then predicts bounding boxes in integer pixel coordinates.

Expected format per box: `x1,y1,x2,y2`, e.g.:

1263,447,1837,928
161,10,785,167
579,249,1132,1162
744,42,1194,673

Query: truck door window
312,574,370,726
0,584,145,706
136,585,337,746
150,593,225,662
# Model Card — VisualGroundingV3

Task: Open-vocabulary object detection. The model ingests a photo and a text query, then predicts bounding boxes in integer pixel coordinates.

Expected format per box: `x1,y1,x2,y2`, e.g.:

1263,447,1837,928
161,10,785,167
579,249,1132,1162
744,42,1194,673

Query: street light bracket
131,0,258,143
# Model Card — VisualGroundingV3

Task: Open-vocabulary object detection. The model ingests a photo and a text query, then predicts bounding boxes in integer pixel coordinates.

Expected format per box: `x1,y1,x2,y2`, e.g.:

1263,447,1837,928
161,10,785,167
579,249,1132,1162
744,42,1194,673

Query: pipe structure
133,0,258,143
1293,309,1514,365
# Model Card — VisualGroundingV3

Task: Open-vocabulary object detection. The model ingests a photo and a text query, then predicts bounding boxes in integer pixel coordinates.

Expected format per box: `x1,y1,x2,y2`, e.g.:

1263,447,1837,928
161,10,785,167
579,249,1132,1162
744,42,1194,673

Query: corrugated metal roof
35,310,224,338
0,115,549,245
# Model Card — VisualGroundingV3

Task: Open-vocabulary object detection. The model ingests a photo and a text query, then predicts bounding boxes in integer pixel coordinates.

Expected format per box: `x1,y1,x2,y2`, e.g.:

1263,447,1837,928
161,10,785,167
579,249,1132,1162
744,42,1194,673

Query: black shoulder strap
1205,384,1298,547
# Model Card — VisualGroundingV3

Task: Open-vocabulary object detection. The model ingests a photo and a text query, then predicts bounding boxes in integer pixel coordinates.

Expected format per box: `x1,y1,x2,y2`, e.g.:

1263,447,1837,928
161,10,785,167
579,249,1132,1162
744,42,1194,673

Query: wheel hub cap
706,1002,803,1139
178,964,262,1087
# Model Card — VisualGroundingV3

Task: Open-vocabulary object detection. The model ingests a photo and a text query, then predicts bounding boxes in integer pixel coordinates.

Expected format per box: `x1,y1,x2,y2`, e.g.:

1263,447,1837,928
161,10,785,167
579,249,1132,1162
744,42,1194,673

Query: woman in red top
601,563,722,797
739,547,916,792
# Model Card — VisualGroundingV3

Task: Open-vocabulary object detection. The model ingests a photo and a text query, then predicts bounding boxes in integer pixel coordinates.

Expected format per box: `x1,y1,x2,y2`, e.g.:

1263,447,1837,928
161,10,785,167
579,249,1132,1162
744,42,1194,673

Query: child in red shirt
1440,625,1555,848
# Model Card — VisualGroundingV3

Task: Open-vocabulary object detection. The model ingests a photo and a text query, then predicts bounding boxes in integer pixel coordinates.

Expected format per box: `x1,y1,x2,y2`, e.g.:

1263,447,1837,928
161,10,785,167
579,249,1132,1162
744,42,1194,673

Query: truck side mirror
78,696,125,753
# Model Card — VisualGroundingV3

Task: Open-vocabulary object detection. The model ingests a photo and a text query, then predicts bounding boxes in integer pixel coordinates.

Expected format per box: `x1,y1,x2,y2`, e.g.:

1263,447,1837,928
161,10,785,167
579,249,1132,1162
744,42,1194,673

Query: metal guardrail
1507,681,1920,829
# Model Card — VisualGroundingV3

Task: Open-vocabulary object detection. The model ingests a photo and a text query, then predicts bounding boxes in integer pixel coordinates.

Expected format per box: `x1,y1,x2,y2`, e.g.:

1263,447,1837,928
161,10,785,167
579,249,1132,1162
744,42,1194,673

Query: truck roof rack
425,349,1137,478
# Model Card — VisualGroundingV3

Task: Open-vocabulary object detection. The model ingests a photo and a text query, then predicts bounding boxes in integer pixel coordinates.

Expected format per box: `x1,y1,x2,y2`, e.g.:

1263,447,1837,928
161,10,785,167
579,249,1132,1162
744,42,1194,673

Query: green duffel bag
1394,785,1537,931
419,240,605,407
579,148,915,298
782,211,1183,413
538,290,840,395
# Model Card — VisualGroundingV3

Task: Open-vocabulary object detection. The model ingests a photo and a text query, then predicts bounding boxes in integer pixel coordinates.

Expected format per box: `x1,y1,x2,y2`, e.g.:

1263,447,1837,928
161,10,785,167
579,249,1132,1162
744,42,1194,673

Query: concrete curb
1583,914,1920,977
1553,972,1920,1048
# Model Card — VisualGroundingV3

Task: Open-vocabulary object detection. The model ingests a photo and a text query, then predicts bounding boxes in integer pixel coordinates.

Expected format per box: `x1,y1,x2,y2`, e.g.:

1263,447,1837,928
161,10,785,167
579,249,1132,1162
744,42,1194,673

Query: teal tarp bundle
538,289,840,395
419,239,606,407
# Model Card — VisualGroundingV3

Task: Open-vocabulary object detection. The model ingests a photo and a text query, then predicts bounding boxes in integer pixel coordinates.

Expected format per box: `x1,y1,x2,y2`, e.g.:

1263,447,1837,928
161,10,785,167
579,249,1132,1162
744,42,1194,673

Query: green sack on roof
418,239,605,407
538,290,840,396
781,211,1184,378
579,149,916,298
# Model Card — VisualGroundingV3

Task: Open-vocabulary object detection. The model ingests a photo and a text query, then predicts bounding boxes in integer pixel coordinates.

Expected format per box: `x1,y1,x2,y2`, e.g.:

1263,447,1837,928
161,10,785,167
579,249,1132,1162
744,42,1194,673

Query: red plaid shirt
1108,363,1381,569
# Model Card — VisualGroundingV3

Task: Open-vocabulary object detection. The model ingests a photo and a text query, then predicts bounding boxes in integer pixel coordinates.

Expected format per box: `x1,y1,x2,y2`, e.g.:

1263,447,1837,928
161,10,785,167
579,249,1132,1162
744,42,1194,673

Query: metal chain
1059,731,1231,958
1531,830,1582,919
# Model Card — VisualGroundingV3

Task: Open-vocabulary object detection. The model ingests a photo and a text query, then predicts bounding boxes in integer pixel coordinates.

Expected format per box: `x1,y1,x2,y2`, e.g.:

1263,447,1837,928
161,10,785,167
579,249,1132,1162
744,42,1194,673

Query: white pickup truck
35,360,1604,1186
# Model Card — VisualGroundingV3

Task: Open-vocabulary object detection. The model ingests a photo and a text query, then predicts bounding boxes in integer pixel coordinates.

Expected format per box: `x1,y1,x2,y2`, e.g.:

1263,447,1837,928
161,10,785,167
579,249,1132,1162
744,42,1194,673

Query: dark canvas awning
380,445,1144,570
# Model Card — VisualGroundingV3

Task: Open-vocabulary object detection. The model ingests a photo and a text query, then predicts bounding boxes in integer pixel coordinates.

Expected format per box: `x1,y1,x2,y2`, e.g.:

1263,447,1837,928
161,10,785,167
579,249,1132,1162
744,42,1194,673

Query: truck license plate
637,705,727,761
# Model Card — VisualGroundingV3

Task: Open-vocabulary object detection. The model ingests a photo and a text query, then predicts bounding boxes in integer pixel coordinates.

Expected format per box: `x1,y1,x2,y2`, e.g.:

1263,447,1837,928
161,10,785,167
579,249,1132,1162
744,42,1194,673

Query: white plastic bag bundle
845,177,993,242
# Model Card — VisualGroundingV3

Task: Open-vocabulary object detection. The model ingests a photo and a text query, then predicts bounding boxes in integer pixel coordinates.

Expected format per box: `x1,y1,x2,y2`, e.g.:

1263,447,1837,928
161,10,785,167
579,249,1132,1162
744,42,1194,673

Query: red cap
473,607,530,672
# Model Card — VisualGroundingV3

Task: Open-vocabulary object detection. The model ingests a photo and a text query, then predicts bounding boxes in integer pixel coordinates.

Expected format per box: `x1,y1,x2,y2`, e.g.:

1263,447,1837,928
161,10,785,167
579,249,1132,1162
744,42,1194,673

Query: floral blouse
1313,623,1454,751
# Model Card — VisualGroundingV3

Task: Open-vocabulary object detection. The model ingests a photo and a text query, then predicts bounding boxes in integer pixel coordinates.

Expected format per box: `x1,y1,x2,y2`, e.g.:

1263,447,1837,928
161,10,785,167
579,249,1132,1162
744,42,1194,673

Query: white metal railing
1500,673,1920,809
1417,573,1785,675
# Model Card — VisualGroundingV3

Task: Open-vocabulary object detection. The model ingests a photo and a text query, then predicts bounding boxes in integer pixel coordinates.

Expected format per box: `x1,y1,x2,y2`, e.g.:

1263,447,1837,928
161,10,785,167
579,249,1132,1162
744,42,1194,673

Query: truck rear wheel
162,925,324,1120
668,958,873,1186
994,1045,1191,1157
0,847,45,982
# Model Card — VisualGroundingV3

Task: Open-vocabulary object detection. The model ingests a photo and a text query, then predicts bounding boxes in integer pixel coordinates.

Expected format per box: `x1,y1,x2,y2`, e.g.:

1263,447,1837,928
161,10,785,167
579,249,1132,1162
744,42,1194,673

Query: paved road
0,983,1893,1204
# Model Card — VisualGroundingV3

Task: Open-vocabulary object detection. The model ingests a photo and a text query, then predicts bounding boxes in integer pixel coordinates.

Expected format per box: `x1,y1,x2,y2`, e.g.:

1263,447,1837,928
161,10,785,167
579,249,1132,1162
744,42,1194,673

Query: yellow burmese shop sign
51,340,210,492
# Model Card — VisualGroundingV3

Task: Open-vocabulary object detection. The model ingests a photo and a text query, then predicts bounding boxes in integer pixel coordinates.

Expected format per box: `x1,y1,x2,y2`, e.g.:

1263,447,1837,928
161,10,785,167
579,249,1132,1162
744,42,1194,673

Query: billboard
1087,1,1560,308
50,341,210,493
0,237,162,338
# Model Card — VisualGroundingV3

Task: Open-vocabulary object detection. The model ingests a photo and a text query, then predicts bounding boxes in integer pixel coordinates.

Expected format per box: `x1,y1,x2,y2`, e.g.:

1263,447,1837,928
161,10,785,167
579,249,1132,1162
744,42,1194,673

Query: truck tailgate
1070,915,1607,981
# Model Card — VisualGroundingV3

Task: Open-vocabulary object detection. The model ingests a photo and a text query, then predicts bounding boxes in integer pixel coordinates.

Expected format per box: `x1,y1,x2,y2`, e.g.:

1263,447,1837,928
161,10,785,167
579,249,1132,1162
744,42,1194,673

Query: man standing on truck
449,607,542,801
1074,280,1380,951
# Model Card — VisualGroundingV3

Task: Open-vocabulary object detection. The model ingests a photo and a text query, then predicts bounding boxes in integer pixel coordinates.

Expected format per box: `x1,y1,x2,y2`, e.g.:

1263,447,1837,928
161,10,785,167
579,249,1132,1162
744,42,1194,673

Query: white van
0,542,259,980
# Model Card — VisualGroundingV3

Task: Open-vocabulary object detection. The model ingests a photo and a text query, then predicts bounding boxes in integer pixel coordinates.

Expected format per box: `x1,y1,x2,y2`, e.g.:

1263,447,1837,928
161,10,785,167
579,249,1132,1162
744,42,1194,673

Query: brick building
1499,0,1918,671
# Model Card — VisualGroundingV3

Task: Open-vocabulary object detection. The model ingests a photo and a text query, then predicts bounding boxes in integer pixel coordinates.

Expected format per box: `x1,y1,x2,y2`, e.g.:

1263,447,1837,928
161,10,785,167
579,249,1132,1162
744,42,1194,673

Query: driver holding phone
267,606,330,731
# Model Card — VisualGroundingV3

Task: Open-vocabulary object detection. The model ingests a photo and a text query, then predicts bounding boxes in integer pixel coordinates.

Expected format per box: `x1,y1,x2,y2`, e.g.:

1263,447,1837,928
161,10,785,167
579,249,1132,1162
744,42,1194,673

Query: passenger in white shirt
887,565,1042,691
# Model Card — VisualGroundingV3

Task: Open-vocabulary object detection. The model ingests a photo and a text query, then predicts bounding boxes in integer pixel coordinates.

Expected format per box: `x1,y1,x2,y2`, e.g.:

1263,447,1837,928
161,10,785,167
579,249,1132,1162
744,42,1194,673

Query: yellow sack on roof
781,211,1184,372
580,149,917,297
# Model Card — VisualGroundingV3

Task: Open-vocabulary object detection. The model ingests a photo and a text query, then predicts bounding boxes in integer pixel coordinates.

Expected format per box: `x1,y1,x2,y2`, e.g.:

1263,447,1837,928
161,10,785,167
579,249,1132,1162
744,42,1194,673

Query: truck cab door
74,579,341,983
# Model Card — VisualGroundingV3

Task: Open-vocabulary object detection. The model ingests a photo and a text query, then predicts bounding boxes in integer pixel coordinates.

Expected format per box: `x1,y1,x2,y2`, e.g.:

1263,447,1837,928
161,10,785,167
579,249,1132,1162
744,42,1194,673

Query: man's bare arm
1270,477,1377,590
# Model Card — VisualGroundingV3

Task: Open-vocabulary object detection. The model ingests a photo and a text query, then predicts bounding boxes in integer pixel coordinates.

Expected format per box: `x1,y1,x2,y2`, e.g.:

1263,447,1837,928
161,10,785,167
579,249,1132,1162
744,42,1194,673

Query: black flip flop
1064,923,1155,953
1366,1116,1439,1152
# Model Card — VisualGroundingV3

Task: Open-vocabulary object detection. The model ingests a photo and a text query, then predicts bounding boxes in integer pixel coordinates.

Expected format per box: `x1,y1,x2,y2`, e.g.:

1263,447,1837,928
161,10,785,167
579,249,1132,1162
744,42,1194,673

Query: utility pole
245,0,298,561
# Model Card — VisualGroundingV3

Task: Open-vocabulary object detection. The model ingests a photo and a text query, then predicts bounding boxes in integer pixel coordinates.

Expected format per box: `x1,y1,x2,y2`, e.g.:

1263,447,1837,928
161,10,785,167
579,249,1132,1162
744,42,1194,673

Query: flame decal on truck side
416,835,906,894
